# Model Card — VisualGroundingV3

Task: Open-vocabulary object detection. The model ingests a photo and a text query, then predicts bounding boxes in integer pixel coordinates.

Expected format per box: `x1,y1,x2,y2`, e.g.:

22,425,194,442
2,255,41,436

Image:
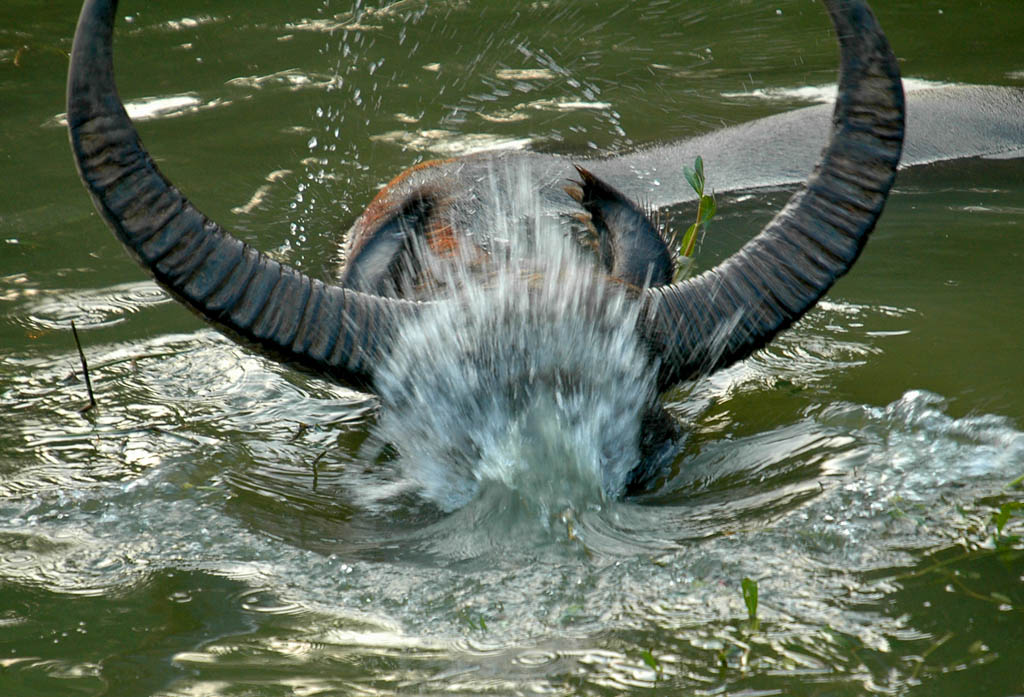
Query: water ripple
17,281,169,331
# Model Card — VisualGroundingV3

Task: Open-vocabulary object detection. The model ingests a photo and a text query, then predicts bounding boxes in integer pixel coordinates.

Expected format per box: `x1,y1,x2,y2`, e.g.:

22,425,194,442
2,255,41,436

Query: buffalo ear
339,193,444,297
571,167,674,289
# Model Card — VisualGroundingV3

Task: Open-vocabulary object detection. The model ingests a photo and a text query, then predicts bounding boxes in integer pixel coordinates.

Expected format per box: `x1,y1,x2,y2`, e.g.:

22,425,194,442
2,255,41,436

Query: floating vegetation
741,576,759,630
70,320,96,413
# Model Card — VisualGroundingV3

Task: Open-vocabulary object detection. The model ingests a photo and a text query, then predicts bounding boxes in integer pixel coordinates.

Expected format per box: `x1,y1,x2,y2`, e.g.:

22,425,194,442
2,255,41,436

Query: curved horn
67,0,411,391
638,0,904,390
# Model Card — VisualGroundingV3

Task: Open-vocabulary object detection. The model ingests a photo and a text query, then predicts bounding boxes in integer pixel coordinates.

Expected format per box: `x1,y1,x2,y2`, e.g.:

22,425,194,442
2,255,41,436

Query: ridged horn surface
638,0,905,391
67,0,413,391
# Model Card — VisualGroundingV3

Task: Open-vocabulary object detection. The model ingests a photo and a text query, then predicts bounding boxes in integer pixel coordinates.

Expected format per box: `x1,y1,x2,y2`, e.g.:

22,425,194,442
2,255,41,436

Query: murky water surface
2,1,1023,695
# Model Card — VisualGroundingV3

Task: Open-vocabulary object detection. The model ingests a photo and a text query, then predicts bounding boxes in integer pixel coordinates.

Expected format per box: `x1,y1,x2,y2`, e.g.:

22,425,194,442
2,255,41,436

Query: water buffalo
69,0,910,498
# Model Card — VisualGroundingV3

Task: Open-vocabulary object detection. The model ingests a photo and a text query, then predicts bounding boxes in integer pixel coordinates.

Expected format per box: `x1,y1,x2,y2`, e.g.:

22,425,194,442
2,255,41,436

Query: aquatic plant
674,156,718,282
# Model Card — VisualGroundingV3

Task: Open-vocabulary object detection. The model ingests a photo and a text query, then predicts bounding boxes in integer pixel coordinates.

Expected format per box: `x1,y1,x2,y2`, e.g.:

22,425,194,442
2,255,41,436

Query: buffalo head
67,0,904,499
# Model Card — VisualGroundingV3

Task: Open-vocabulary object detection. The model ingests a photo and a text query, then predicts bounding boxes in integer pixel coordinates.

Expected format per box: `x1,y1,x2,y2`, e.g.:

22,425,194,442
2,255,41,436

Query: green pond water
2,0,1023,695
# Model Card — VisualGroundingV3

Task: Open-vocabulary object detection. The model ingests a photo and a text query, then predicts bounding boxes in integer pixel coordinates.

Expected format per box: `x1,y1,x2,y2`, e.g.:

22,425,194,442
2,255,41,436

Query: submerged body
344,82,1024,271
66,0,1021,503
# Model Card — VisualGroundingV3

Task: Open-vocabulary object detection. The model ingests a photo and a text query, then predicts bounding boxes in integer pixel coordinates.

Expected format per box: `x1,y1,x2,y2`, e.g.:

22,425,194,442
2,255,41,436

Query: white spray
371,162,657,514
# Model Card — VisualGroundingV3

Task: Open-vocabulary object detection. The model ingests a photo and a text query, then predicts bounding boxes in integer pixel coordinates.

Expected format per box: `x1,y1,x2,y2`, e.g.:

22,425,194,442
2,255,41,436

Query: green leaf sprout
674,156,718,282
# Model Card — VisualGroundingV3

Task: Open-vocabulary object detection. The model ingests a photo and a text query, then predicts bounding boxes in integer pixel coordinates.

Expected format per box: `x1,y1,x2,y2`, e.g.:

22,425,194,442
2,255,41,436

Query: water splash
371,163,656,514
